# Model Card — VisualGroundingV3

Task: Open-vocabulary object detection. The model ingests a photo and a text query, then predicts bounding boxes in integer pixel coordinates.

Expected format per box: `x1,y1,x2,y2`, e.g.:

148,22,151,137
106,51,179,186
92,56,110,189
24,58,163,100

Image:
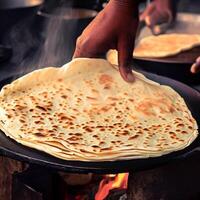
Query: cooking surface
0,72,199,174
134,46,200,64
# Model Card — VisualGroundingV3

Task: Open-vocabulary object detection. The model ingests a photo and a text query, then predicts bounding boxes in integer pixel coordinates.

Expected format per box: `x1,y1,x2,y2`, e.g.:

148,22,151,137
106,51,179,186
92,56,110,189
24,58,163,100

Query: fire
95,173,129,200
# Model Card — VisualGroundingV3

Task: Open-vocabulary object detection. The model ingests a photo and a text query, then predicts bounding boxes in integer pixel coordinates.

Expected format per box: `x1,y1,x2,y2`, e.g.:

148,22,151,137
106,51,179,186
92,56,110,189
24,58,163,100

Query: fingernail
191,64,196,73
145,16,151,26
196,57,200,63
153,26,161,35
127,73,134,82
191,63,200,74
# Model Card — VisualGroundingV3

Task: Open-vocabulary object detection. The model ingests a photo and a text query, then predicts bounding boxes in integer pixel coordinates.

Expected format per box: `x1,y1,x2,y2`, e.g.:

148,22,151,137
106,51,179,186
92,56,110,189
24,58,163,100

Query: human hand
140,0,176,35
191,57,200,74
73,0,139,82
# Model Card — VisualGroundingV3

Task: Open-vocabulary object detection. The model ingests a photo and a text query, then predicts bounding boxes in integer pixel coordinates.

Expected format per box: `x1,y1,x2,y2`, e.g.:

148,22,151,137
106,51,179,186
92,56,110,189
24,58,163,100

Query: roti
107,34,200,65
0,58,198,161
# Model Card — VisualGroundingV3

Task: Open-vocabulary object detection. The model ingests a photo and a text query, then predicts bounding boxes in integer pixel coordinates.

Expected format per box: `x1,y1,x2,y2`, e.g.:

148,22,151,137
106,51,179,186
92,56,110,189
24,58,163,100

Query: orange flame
95,173,128,200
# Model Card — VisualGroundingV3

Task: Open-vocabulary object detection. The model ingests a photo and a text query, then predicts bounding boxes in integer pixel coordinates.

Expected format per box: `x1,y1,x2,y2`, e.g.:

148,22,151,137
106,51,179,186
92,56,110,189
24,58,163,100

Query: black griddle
0,72,200,174
133,46,200,84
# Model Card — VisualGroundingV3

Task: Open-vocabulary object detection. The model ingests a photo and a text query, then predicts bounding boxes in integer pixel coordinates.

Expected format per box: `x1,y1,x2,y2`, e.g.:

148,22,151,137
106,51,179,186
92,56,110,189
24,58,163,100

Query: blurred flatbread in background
133,34,200,58
139,13,200,40
107,34,200,64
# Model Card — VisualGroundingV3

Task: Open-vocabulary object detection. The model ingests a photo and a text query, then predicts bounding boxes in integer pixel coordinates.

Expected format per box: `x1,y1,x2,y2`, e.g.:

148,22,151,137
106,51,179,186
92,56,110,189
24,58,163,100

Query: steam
37,8,77,67
5,16,40,73
6,4,78,76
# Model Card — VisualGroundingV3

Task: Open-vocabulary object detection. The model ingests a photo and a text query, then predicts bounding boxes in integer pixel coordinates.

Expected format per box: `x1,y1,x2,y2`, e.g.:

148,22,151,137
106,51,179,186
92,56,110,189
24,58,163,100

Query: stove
10,154,200,200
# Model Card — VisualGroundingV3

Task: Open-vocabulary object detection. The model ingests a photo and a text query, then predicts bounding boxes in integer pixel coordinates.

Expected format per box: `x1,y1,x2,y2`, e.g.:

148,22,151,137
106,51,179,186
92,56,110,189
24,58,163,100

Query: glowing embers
95,173,128,200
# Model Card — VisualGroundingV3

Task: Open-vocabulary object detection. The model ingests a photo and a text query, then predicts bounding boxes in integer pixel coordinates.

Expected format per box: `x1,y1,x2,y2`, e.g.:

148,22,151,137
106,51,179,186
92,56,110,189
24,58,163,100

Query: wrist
111,0,139,5
153,0,176,20
153,0,172,8
109,0,139,16
154,0,177,19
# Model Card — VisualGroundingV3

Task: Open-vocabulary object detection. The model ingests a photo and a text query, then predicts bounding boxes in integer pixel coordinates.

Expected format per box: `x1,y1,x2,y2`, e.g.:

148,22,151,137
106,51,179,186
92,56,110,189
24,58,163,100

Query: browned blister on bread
0,58,198,161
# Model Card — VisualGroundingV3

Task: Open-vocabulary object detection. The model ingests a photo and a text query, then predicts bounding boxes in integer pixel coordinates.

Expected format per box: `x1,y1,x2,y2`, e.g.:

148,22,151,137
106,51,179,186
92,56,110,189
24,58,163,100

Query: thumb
118,36,135,82
191,57,200,74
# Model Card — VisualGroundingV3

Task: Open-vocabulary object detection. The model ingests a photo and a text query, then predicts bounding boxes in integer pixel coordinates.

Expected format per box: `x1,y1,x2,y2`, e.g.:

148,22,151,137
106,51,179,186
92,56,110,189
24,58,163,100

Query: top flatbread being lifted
107,33,200,65
0,58,198,161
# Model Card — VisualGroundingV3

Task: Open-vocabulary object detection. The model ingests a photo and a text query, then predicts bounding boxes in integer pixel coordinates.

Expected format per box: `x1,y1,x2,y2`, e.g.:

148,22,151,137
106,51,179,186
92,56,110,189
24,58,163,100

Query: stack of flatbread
0,58,198,161
107,33,200,65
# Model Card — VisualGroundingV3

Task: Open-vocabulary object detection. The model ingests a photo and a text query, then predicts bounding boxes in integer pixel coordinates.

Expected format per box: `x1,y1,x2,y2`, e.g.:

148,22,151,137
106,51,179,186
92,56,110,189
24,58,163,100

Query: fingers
151,20,171,35
117,36,135,82
73,37,83,59
140,2,173,35
73,37,97,59
73,36,96,59
73,46,82,59
140,3,155,24
141,4,166,27
73,34,114,59
191,57,200,74
148,10,171,27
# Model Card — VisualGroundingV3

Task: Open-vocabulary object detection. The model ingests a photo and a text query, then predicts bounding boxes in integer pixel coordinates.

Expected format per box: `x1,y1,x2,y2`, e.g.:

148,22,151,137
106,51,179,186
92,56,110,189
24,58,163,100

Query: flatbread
0,58,198,161
107,34,200,65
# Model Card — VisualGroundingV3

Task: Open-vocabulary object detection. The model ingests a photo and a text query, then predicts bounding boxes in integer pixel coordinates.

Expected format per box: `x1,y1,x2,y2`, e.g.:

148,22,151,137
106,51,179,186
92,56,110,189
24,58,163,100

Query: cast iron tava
0,71,199,174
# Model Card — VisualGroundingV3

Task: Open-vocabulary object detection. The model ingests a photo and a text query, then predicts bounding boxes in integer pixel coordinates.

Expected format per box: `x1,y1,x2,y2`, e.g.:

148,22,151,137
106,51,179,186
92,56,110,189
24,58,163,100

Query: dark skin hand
73,0,139,82
191,57,200,74
140,0,176,35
